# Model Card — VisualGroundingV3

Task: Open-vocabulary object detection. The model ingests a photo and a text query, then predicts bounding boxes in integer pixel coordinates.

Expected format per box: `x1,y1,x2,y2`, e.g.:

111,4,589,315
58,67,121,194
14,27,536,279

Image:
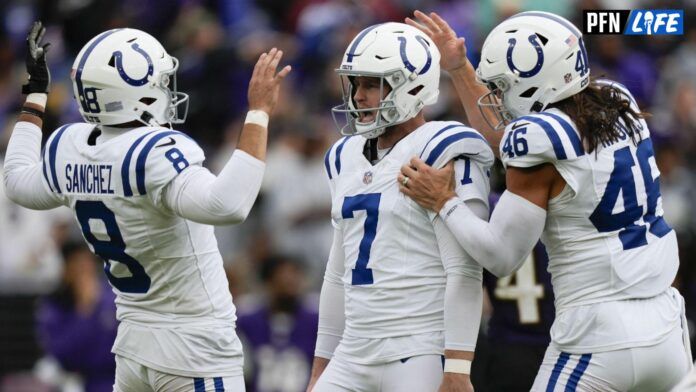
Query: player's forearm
444,274,482,352
449,61,502,156
440,191,544,277
307,356,330,390
18,93,46,128
315,279,345,358
165,151,264,224
236,111,269,161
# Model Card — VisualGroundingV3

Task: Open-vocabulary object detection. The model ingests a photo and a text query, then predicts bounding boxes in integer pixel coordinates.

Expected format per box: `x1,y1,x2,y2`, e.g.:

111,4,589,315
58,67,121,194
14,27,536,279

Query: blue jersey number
165,147,189,173
342,193,381,285
460,157,473,185
589,138,671,250
75,200,151,293
502,128,529,158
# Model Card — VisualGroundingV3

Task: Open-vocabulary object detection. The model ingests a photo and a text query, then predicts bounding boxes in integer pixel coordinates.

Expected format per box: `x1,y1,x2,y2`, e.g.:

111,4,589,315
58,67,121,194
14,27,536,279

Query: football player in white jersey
400,11,692,392
306,22,494,392
3,22,290,391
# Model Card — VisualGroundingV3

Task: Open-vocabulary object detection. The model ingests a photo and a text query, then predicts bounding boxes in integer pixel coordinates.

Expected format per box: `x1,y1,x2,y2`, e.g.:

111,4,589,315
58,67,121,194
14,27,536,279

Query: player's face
352,76,391,123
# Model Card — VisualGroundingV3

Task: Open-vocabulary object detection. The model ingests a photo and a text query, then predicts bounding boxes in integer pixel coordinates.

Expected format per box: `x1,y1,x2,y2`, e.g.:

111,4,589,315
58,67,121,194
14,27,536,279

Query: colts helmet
332,22,441,139
477,11,590,129
71,28,188,127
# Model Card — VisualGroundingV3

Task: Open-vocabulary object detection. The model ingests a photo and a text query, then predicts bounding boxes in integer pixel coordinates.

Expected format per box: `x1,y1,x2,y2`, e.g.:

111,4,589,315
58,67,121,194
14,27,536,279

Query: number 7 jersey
500,81,679,352
39,123,242,377
324,121,494,362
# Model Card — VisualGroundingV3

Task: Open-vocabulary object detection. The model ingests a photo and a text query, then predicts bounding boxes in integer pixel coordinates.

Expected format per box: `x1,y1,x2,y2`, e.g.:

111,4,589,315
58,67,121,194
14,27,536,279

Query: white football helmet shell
71,28,188,127
332,22,441,139
476,11,590,129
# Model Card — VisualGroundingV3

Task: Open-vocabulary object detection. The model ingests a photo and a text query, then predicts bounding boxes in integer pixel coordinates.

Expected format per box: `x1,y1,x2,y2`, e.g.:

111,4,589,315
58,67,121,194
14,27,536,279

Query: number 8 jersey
39,123,242,378
500,80,680,352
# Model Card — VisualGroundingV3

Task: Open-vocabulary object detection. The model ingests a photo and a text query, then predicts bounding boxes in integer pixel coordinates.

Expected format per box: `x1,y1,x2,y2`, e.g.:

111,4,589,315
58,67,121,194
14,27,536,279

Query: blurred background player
35,241,117,392
471,194,555,392
3,21,290,391
401,10,692,391
236,254,318,392
307,22,493,392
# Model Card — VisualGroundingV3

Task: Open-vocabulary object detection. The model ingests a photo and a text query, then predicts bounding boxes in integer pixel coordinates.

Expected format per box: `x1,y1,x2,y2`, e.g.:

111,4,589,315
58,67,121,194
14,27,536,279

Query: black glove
22,21,51,95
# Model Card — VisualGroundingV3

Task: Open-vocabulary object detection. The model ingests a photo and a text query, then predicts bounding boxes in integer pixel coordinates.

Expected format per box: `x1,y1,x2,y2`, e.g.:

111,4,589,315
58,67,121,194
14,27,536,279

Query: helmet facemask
147,56,189,127
477,77,515,131
331,69,406,140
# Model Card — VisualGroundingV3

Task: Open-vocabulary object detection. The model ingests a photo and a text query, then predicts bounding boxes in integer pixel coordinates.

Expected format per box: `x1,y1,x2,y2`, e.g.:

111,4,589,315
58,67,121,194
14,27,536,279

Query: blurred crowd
0,0,695,391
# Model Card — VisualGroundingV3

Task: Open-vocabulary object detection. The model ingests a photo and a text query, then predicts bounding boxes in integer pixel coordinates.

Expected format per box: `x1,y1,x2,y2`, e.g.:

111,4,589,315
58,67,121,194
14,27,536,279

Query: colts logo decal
506,34,544,78
113,43,154,86
398,36,432,75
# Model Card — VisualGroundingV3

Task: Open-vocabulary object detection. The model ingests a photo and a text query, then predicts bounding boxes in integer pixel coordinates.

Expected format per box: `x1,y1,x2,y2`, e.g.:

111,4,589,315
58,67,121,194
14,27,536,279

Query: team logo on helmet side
113,43,154,86
398,36,432,75
506,34,544,78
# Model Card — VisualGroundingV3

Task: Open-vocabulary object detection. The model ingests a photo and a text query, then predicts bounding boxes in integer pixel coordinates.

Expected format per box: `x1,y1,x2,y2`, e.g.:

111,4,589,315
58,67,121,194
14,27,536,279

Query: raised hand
247,48,292,115
23,21,51,94
406,11,468,72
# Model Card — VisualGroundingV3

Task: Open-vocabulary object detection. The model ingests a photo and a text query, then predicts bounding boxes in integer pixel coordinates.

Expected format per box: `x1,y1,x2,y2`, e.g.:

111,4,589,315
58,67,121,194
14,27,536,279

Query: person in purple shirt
36,241,118,392
236,254,319,392
471,193,555,392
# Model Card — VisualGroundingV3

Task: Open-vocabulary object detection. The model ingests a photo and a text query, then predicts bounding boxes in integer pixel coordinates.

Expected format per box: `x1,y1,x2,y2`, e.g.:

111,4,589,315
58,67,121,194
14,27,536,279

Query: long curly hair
549,78,648,153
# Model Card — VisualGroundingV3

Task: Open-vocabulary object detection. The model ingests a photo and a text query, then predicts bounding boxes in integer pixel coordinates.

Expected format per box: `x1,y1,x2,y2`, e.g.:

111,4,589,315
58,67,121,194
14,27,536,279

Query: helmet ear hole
536,33,548,45
139,97,157,105
519,87,538,98
108,55,115,67
408,85,424,96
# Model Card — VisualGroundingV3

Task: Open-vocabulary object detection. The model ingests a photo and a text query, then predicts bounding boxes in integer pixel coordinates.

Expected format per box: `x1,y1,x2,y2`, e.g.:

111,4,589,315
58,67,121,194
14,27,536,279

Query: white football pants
312,354,443,392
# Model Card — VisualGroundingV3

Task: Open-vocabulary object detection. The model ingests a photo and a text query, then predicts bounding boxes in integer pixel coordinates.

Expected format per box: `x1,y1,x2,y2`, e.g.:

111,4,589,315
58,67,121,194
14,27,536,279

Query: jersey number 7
342,193,381,285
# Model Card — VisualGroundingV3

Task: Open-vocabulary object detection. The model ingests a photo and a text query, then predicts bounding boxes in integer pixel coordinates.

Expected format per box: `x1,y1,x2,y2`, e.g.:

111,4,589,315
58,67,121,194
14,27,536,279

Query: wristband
444,359,471,375
245,110,269,128
20,106,45,119
26,93,48,108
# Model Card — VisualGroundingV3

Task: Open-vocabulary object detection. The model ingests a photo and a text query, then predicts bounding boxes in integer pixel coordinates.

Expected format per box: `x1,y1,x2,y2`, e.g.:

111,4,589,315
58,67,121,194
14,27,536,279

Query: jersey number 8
76,200,151,293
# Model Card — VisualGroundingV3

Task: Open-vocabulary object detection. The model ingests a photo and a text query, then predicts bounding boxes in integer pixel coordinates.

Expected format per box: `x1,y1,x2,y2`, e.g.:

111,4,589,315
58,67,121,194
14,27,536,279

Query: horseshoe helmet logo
113,43,154,86
398,35,432,75
506,34,544,78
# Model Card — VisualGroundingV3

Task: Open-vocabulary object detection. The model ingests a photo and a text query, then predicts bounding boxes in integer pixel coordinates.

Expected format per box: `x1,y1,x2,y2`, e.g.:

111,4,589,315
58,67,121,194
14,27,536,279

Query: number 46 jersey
500,81,680,353
324,121,494,363
40,123,242,378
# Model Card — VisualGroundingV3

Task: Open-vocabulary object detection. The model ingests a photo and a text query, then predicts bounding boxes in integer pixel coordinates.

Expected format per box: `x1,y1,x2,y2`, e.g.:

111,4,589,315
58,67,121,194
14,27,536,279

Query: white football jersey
500,81,680,352
325,121,493,363
40,123,242,377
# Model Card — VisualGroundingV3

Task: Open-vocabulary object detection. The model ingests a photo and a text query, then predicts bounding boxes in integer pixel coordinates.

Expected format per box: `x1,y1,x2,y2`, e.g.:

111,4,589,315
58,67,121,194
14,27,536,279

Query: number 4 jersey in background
39,123,243,378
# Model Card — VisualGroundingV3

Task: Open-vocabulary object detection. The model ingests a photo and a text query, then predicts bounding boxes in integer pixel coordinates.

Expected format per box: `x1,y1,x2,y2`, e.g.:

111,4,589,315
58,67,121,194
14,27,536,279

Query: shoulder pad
500,112,585,168
121,129,204,197
323,136,354,180
419,123,494,169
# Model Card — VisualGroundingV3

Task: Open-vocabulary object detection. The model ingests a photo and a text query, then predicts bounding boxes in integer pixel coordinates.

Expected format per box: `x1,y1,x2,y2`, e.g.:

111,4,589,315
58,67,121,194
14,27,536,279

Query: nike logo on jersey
155,137,176,148
511,122,529,130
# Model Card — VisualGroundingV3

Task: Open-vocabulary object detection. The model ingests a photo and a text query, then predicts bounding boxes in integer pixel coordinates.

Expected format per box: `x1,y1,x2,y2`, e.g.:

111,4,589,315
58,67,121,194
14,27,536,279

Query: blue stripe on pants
194,377,205,392
546,352,570,392
213,377,224,392
565,354,592,392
